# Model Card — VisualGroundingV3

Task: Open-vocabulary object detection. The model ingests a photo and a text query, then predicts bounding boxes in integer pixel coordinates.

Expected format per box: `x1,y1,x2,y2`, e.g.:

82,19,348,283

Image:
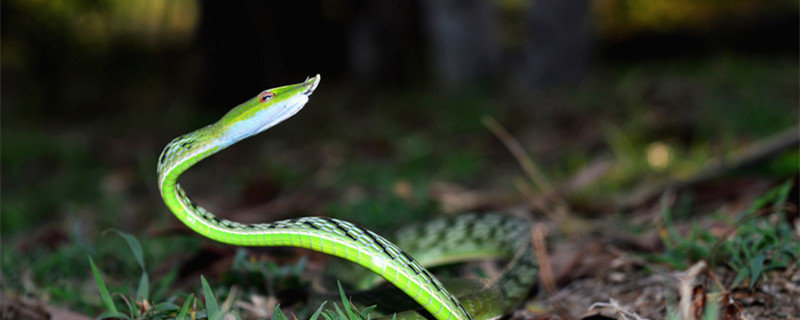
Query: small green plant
88,230,229,319
90,231,383,319
271,282,388,320
647,180,798,287
89,229,155,319
223,248,307,295
714,180,798,287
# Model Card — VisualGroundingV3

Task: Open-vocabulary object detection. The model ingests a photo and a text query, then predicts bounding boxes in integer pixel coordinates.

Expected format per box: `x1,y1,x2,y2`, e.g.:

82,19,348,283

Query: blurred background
2,0,798,318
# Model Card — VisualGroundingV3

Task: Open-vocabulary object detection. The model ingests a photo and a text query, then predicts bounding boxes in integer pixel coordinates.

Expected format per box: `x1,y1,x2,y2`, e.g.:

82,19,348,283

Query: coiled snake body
157,75,537,320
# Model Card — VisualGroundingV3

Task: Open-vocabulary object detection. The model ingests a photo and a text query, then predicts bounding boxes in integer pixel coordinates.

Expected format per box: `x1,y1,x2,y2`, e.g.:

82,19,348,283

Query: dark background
2,0,798,318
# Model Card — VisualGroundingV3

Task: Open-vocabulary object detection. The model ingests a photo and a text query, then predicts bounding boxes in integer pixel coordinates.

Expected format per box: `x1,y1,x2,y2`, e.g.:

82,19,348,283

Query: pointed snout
303,74,321,96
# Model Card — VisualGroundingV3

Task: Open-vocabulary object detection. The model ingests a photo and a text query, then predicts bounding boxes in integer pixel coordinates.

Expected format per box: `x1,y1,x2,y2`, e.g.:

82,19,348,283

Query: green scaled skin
157,74,537,320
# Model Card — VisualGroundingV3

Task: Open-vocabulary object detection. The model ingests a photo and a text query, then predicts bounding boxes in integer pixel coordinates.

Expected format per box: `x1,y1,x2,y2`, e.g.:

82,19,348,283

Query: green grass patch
88,230,384,319
646,180,798,287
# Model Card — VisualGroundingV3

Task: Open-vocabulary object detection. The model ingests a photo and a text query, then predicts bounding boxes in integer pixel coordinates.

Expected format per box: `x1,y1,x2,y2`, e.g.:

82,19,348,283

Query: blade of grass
153,302,179,312
338,281,359,319
272,304,289,320
201,275,220,320
88,256,119,314
105,229,146,270
748,254,766,285
106,229,150,301
333,302,348,320
138,272,150,302
175,295,194,320
310,301,328,320
359,305,376,319
120,293,139,319
96,310,131,320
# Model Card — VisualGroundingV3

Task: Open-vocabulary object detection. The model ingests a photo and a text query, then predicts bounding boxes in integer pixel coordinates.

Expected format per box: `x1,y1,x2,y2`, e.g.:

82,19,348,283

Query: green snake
157,75,538,320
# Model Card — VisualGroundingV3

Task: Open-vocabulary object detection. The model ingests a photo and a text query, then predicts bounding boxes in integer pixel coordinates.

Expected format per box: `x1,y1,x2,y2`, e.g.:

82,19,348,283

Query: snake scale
157,75,538,320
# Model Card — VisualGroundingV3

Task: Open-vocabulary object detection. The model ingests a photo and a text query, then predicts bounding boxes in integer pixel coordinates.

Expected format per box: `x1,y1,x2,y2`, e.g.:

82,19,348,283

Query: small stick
482,116,571,220
533,223,555,296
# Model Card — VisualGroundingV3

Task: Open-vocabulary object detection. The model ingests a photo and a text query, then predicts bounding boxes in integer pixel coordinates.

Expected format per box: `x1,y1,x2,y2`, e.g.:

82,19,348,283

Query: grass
87,230,200,319
89,230,383,319
87,230,240,319
645,179,798,287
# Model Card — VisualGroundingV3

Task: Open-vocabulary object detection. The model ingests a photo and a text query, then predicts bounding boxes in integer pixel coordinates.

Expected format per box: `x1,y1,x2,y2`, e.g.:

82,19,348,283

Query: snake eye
259,91,274,103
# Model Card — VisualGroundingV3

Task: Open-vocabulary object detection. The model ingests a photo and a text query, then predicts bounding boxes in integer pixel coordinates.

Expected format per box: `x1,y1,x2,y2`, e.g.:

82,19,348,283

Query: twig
482,116,555,194
588,298,650,320
533,223,555,297
482,116,571,220
678,261,707,320
514,179,555,220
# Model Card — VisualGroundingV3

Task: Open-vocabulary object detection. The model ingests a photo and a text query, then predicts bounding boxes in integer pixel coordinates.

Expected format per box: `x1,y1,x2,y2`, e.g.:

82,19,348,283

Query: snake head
216,74,320,147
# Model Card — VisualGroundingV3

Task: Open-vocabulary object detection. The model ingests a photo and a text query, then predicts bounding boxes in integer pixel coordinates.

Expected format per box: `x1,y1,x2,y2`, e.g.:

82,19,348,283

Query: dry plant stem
235,294,277,318
678,261,707,320
482,116,571,220
481,116,555,193
588,299,648,320
532,224,578,320
514,179,554,219
533,224,555,296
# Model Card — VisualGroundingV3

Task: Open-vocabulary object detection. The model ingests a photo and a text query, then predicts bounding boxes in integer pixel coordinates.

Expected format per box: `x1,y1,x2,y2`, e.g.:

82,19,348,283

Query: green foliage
89,256,127,319
223,248,307,295
721,180,797,286
175,295,195,320
647,180,799,287
316,282,381,320
89,231,381,320
272,305,291,320
201,276,221,320
104,229,150,301
88,231,228,319
767,149,800,177
251,281,391,320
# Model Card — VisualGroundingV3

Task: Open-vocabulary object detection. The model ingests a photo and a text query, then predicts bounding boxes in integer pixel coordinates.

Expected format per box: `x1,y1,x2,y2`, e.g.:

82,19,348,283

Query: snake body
157,75,537,320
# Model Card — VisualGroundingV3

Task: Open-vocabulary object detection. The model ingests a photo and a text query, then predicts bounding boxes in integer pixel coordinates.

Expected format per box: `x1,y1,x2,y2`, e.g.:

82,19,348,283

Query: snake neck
157,123,262,240
157,124,222,190
156,123,229,229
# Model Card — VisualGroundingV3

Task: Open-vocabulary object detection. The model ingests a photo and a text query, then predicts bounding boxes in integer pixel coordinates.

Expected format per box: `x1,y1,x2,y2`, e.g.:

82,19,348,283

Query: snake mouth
303,74,321,96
